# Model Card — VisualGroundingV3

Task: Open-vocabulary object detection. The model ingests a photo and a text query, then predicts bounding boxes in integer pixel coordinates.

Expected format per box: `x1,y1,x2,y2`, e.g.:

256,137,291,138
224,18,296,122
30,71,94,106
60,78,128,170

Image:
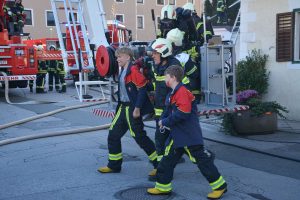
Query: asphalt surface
0,86,300,200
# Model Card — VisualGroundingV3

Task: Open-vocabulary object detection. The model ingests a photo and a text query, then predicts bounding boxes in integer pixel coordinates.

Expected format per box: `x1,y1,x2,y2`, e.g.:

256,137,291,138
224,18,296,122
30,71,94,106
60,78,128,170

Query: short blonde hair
115,46,134,60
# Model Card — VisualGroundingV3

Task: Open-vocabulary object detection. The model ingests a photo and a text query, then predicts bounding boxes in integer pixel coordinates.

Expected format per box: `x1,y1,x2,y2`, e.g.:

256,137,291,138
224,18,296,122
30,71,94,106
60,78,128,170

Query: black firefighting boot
59,85,66,93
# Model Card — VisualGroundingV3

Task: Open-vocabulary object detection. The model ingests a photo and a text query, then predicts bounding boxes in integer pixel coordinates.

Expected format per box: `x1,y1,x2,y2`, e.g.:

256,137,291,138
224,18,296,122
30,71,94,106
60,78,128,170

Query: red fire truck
0,0,38,88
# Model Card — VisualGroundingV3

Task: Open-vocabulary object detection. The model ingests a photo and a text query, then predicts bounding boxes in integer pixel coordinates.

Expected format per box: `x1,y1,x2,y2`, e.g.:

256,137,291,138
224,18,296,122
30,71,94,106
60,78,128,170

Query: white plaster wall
238,0,300,120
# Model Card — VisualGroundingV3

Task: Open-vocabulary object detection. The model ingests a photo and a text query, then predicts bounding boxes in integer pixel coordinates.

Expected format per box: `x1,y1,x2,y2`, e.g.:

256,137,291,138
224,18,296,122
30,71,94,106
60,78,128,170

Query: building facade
22,0,202,41
238,0,300,120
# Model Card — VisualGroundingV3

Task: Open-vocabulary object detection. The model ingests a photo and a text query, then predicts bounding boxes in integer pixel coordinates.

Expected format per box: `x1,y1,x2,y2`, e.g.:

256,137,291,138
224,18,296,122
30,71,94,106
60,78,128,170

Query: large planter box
233,111,278,135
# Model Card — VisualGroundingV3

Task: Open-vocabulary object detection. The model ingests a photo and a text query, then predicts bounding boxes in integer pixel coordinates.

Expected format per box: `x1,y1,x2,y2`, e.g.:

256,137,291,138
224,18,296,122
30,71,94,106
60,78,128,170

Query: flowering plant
236,89,258,104
236,89,288,118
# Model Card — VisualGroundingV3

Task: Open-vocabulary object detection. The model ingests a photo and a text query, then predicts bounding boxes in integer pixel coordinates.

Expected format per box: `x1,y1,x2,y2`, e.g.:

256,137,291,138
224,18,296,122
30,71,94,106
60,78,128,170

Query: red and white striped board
0,75,36,81
37,52,89,66
92,105,250,118
92,108,115,118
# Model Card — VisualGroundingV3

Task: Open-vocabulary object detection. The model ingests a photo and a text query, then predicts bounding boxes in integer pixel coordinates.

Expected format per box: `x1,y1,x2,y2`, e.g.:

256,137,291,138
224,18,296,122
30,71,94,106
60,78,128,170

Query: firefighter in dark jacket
148,38,181,179
147,65,227,200
56,61,66,93
179,3,214,62
167,28,201,103
47,45,60,92
217,0,227,24
11,0,24,34
98,46,158,175
35,45,47,93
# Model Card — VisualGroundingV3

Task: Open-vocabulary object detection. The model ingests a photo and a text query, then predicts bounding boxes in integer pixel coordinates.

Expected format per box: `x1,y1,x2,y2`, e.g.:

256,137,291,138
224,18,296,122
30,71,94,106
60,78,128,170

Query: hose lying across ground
0,100,109,130
0,123,111,146
0,100,110,146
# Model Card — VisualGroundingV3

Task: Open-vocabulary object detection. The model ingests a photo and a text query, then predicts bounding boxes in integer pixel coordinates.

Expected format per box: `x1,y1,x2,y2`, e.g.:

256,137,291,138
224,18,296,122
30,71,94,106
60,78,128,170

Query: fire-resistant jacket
153,56,180,117
117,62,153,116
161,83,203,147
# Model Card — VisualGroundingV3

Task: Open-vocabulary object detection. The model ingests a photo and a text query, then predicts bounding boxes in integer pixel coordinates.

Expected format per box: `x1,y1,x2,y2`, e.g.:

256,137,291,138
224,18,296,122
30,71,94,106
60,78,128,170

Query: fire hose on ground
0,100,109,130
0,100,111,146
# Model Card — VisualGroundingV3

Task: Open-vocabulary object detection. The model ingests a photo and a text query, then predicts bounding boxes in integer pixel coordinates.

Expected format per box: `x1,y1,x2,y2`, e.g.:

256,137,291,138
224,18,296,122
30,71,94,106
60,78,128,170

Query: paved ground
0,86,300,200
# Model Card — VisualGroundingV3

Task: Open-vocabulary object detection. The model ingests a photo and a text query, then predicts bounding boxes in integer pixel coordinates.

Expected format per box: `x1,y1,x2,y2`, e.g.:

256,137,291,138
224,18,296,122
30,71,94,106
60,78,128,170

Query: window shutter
276,12,293,62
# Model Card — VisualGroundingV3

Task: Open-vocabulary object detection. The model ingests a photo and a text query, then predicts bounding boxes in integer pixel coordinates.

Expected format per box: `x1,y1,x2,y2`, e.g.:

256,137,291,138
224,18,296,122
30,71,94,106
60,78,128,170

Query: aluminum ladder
230,8,241,45
50,0,102,102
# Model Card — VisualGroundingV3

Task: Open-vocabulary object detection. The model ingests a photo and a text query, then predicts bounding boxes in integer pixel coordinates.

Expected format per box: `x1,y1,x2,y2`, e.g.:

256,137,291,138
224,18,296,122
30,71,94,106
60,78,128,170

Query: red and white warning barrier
0,75,36,81
92,108,115,118
92,105,250,118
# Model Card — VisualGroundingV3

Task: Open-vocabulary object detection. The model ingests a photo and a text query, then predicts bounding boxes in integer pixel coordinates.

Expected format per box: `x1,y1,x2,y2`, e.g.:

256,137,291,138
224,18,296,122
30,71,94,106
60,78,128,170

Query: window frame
115,14,124,23
45,10,55,27
137,0,144,3
137,15,144,29
292,9,300,63
156,0,164,6
169,0,176,5
24,8,33,26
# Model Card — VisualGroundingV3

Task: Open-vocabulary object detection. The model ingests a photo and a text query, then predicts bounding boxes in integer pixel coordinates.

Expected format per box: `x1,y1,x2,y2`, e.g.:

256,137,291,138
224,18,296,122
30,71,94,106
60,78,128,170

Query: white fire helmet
183,2,195,11
37,45,44,51
166,28,185,47
161,5,176,19
151,38,172,58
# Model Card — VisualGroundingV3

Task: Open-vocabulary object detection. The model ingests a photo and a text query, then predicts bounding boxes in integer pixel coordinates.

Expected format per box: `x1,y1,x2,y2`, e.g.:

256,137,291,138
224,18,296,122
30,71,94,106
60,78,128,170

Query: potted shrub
222,49,288,135
231,90,288,135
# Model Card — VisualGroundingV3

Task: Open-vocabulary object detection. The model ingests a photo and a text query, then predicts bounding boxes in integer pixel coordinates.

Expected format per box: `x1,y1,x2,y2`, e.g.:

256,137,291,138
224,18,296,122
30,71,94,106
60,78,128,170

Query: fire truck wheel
17,80,28,88
9,81,18,88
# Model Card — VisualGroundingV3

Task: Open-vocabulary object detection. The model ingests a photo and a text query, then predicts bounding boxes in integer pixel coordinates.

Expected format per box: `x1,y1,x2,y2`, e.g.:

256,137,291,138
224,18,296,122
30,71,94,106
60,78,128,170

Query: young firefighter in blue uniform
147,65,227,199
148,38,182,180
98,47,158,175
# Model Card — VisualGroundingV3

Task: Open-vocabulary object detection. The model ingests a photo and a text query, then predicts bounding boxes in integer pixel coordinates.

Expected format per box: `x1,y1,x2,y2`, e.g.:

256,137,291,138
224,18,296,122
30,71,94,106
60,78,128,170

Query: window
116,14,124,23
188,0,194,3
137,0,143,3
169,0,176,5
157,0,164,5
293,9,300,62
137,16,144,29
24,9,33,26
46,11,55,27
68,12,78,23
276,10,300,62
115,0,124,2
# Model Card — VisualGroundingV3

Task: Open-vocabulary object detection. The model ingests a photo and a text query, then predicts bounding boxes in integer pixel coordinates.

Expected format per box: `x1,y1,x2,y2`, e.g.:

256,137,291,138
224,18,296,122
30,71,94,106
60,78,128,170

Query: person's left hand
158,120,162,128
133,108,140,119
